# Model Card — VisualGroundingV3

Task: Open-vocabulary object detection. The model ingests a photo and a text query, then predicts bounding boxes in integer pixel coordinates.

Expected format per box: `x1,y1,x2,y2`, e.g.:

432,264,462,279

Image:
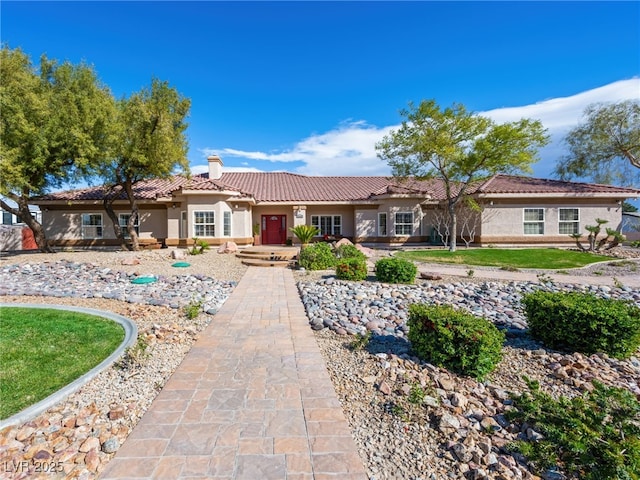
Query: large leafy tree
376,100,549,251
555,100,640,187
99,78,190,250
0,46,114,252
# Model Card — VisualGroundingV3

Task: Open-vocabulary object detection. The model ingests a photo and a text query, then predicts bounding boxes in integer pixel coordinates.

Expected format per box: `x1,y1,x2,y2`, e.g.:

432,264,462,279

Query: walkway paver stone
100,267,367,479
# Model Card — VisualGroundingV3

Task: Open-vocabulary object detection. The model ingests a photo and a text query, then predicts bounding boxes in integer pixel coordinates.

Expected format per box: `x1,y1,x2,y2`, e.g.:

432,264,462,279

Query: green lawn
396,248,612,270
0,307,124,419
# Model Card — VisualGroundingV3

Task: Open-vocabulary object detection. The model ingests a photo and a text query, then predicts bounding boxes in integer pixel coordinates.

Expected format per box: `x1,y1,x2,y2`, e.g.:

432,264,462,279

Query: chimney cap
207,154,222,162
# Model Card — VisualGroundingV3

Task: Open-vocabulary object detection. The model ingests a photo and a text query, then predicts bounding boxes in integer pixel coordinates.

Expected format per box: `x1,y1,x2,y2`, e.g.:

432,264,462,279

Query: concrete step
241,258,294,268
236,252,297,261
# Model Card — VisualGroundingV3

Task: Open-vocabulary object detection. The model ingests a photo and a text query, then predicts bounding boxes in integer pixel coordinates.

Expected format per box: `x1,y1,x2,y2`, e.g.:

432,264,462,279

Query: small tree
377,100,548,251
571,218,624,252
555,100,640,187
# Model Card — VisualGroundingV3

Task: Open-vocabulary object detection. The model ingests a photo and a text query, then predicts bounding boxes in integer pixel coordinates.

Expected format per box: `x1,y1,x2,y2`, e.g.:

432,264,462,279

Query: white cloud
482,78,639,177
199,78,639,178
200,122,395,176
190,164,266,175
481,78,639,129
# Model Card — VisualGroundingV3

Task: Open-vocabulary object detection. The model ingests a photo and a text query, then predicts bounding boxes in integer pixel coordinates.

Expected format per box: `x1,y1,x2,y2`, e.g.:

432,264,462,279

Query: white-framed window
2,211,13,225
223,211,231,237
523,208,544,235
194,211,215,237
118,213,140,238
378,212,387,236
395,212,413,236
311,215,342,236
559,208,580,235
82,213,103,239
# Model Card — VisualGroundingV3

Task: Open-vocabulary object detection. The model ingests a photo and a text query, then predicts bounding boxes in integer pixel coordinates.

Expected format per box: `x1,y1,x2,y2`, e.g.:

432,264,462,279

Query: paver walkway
100,267,367,480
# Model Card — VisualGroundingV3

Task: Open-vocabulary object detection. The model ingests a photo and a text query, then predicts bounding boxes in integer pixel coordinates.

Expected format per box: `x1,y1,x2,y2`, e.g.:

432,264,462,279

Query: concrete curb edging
0,303,138,430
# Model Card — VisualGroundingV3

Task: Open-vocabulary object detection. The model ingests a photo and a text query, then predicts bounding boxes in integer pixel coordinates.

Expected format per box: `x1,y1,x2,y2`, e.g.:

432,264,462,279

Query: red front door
262,215,287,245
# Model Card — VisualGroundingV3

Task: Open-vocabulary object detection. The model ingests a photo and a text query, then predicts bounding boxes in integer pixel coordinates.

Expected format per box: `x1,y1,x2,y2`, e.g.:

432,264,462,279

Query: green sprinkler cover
172,262,191,268
131,276,157,284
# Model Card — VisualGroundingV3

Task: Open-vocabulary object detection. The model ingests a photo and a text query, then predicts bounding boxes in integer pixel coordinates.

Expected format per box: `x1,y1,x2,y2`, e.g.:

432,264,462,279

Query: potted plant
253,223,261,246
289,225,319,250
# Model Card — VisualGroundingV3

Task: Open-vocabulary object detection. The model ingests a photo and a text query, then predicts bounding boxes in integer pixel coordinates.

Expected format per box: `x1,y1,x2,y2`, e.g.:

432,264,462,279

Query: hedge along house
31,155,640,249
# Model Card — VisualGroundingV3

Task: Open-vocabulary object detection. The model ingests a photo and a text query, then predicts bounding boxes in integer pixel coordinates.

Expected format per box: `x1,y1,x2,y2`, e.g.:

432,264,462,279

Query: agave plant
289,224,319,246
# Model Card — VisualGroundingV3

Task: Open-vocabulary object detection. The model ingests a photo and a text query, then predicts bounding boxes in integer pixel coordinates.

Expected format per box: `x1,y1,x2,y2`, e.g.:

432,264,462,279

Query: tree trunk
448,201,457,252
103,193,130,251
123,180,140,251
0,197,54,253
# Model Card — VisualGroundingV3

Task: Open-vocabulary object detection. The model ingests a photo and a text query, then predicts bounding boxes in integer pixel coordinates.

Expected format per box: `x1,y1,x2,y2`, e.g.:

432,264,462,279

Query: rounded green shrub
298,242,336,270
375,257,417,284
335,257,368,281
335,244,366,260
521,290,640,359
407,303,505,380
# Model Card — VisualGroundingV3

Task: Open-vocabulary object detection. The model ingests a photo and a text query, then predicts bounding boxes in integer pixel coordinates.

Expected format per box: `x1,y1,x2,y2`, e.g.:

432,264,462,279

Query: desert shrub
335,257,368,281
375,257,417,284
521,291,640,359
298,242,336,270
335,244,366,260
188,237,210,255
184,298,203,319
507,379,640,480
407,304,505,380
290,224,319,244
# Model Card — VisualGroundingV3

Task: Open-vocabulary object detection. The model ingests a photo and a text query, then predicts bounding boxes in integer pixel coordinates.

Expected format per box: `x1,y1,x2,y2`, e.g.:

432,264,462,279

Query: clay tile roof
34,174,233,202
476,174,640,195
33,172,640,204
218,172,397,202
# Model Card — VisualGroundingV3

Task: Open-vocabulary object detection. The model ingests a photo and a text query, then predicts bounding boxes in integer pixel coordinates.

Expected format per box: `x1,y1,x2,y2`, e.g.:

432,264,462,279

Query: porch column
293,205,306,227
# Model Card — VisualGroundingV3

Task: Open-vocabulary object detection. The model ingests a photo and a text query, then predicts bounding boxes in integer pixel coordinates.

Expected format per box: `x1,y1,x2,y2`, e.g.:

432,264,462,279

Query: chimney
207,155,223,180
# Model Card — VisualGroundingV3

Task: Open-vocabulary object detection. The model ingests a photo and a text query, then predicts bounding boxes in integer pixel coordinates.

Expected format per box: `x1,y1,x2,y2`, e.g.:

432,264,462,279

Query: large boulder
334,238,354,248
218,241,238,254
170,249,188,260
355,244,375,257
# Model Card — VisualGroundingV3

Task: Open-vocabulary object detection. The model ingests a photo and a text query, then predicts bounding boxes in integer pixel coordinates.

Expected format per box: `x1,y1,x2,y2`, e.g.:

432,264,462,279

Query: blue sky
3,1,639,181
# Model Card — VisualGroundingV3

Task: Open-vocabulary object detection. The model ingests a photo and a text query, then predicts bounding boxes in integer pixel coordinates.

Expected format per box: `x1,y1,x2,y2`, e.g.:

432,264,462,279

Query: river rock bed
0,260,236,314
299,277,640,337
301,278,640,480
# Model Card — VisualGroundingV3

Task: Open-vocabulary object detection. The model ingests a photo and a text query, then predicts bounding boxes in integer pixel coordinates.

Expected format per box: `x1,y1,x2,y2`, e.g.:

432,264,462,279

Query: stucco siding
481,201,623,239
354,209,378,238
305,205,355,237
42,205,168,241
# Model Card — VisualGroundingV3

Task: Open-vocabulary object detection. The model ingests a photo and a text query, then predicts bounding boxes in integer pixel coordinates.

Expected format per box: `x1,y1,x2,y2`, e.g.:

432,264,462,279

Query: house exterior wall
41,204,168,246
355,199,429,244
306,205,355,238
173,195,252,246
354,207,378,238
479,198,624,245
421,204,483,247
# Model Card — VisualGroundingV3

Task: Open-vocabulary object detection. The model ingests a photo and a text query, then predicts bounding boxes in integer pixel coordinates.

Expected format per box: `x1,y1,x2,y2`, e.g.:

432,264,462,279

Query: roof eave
477,192,640,199
256,200,381,206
